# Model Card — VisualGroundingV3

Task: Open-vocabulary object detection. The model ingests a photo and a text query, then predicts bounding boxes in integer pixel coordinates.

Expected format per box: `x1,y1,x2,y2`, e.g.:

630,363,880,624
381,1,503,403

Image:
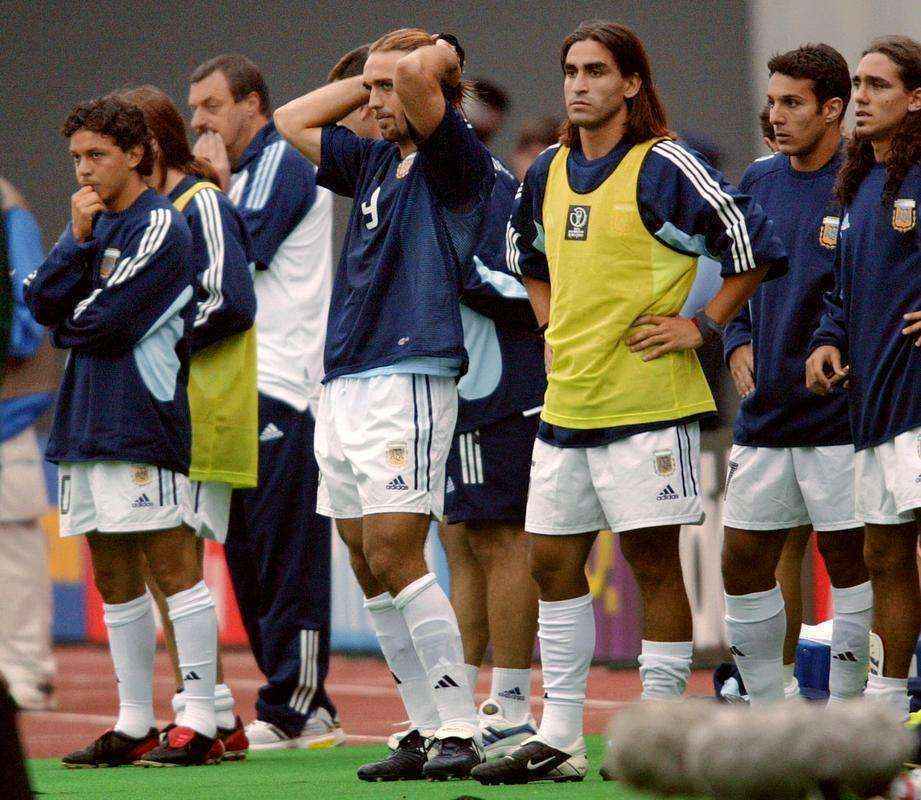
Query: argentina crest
892,198,916,232
653,449,676,477
99,247,120,279
386,441,408,469
818,215,840,249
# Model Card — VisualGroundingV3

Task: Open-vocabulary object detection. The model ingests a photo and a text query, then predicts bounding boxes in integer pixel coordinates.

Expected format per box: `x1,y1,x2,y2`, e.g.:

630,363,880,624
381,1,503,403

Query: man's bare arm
523,276,550,328
274,75,369,165
394,40,461,140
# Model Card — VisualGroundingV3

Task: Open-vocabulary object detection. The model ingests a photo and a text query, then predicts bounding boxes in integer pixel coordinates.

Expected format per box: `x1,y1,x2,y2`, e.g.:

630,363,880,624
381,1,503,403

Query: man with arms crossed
807,35,921,717
722,44,871,705
188,55,340,749
274,28,494,780
25,96,222,766
475,21,785,784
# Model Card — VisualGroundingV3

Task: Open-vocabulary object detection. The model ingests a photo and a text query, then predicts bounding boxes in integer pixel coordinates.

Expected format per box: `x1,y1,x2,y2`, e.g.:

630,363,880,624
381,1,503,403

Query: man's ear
126,144,144,170
624,74,642,100
243,91,262,117
908,86,921,114
823,96,844,125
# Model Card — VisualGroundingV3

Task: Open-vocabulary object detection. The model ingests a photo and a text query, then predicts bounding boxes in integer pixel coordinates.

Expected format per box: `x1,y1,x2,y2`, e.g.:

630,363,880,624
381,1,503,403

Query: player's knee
528,543,569,590
93,563,145,605
863,535,912,577
817,532,867,583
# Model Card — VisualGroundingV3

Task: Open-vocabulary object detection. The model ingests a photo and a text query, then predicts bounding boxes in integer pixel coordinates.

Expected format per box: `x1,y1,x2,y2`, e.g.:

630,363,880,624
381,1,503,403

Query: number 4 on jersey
362,186,381,230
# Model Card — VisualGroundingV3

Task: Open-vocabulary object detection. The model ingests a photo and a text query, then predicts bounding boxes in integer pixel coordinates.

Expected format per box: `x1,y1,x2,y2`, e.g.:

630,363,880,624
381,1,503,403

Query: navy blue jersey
724,150,851,448
317,105,495,381
24,189,194,473
456,157,545,433
168,176,256,354
508,138,787,448
811,163,921,451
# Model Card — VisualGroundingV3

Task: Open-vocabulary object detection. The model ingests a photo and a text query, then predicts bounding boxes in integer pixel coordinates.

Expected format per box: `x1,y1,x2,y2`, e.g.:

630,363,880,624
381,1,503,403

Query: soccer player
440,124,545,758
807,35,921,716
274,28,494,779
121,84,257,760
188,54,341,749
25,96,223,766
721,44,870,706
473,21,786,784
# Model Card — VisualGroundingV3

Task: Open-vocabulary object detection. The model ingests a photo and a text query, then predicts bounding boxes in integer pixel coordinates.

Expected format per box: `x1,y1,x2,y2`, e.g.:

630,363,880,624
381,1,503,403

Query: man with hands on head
274,29,495,781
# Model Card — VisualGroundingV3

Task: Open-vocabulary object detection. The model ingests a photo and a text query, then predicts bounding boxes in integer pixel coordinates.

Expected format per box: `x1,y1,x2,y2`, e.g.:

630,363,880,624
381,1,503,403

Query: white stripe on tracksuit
289,629,318,714
246,142,285,211
459,432,483,485
652,140,756,274
192,189,226,328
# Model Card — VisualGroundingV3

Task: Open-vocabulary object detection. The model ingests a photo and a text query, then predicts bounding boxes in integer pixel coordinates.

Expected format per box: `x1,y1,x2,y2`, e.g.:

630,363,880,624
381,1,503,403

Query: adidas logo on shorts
656,485,679,501
386,475,409,491
498,686,526,701
132,494,154,508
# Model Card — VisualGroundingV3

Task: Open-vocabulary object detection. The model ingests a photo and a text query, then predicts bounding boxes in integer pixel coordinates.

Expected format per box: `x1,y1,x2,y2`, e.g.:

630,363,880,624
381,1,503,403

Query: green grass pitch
28,735,694,800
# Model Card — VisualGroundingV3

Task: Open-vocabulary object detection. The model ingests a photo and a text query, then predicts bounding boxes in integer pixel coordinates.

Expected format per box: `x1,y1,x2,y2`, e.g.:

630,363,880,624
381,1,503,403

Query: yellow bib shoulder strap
172,181,220,212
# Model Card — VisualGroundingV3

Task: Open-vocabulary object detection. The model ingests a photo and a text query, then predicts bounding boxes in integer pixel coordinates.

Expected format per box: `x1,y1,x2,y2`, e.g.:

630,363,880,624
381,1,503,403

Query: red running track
19,645,714,759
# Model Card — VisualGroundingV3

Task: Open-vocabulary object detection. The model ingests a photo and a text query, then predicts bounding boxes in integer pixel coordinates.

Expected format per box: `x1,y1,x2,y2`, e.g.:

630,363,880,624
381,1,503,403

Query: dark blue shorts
444,411,539,525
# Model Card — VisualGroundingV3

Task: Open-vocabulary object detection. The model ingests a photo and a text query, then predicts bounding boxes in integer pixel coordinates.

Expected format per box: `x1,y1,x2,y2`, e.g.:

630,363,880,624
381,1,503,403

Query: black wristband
535,322,548,337
693,309,724,348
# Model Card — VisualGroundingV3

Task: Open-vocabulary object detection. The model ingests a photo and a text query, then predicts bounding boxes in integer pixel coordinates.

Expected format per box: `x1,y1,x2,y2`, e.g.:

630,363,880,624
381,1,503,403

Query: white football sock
829,581,872,702
394,574,476,730
167,581,217,738
214,683,236,730
491,667,532,724
365,591,440,732
104,592,156,738
724,584,786,704
865,673,909,718
537,594,593,753
466,664,480,698
638,640,693,699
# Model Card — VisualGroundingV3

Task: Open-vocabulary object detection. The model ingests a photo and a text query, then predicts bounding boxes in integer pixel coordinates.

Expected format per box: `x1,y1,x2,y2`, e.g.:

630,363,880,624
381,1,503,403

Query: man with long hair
721,44,870,706
23,96,219,767
120,85,257,764
188,55,341,751
475,21,786,784
807,35,921,717
274,28,494,780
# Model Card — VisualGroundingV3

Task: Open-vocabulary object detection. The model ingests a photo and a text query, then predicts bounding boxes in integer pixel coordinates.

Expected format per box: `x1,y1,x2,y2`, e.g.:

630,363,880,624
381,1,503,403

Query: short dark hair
767,43,851,121
61,95,154,176
190,54,271,115
470,79,510,115
328,45,370,82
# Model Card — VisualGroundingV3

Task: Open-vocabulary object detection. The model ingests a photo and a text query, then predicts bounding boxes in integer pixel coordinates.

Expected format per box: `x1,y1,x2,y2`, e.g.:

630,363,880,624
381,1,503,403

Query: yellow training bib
541,139,715,429
173,181,258,487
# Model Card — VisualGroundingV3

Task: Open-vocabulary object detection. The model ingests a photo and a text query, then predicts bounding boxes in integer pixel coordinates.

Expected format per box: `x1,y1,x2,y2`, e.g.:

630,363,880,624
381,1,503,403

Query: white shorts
189,480,232,543
855,427,921,525
315,374,457,520
58,462,191,537
723,444,859,532
0,427,49,523
525,422,704,535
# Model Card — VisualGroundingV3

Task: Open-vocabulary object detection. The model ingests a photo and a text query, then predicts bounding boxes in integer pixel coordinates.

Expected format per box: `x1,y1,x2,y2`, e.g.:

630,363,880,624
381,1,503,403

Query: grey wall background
3,0,752,244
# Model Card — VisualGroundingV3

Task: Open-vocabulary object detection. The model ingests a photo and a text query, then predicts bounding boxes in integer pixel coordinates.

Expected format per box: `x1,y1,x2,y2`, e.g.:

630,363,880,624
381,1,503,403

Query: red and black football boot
135,725,223,767
217,715,248,761
62,728,159,768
